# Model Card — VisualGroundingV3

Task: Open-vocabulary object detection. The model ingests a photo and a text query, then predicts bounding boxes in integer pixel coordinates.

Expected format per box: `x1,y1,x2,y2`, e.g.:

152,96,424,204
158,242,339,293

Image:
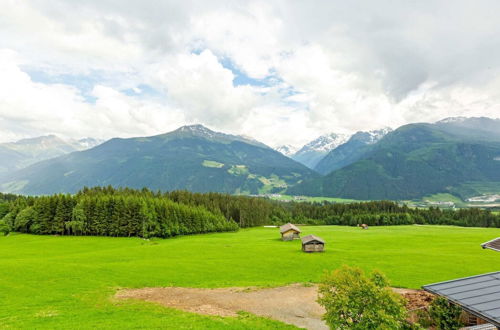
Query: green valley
1,225,500,329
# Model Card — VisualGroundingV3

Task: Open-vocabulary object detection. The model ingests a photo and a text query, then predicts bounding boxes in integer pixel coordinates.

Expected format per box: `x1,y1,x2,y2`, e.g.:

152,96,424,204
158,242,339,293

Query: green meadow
1,225,500,329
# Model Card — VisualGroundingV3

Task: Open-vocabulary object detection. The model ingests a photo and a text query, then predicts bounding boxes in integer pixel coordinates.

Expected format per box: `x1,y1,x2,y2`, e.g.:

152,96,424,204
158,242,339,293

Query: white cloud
0,50,184,142
0,0,500,148
151,50,259,129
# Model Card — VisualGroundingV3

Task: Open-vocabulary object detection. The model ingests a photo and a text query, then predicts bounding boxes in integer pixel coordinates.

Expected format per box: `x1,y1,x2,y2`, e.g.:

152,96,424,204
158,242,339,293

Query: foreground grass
1,225,500,329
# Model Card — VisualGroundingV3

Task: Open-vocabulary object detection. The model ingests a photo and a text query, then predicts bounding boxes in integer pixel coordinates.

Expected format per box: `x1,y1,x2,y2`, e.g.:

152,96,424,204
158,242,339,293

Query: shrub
428,296,463,330
318,265,410,329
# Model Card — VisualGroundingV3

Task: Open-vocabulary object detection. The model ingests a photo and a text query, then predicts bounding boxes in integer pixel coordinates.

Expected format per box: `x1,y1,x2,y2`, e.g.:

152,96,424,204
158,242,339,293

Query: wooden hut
360,224,369,229
279,223,301,241
301,235,325,252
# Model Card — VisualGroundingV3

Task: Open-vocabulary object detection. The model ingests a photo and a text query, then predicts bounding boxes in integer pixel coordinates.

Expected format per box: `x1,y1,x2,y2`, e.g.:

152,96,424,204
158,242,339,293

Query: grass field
268,194,364,203
421,193,465,205
1,225,500,329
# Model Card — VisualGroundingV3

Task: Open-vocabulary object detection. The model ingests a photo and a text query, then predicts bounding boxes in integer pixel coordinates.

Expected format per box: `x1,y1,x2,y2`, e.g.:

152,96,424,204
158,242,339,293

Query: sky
1,0,499,148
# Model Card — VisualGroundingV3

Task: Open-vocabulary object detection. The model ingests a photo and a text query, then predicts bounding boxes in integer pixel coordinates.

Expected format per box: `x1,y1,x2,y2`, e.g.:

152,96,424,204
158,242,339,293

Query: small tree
14,206,36,233
428,296,463,330
318,265,409,329
0,219,9,235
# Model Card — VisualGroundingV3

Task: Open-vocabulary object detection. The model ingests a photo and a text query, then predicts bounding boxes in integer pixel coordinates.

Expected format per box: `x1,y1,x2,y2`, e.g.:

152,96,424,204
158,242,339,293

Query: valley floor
1,225,499,329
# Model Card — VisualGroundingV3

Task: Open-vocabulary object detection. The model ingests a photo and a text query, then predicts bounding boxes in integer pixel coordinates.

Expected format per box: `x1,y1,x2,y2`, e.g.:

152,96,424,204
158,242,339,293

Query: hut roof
481,237,500,252
280,223,301,234
423,271,500,327
301,234,325,244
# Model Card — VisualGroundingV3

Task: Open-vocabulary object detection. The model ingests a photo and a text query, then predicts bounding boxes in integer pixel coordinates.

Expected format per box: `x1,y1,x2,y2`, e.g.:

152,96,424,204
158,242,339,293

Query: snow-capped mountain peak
290,133,351,169
173,124,270,149
297,133,350,154
276,145,299,157
364,127,393,144
69,137,104,150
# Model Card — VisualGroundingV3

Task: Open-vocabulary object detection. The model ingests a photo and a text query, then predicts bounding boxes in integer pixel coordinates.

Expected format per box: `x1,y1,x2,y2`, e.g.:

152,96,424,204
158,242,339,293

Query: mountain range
1,117,500,201
314,128,392,175
289,117,500,200
289,133,350,169
1,125,317,195
0,135,102,177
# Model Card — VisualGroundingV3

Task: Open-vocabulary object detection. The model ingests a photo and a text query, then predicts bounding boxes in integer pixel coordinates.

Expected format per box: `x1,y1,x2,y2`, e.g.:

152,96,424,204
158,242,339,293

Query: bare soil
116,285,433,330
393,288,434,311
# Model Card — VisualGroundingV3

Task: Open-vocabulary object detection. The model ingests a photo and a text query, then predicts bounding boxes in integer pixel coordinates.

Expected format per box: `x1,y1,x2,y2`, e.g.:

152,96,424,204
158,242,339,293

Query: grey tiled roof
301,234,325,244
481,238,500,252
279,223,301,234
423,272,500,327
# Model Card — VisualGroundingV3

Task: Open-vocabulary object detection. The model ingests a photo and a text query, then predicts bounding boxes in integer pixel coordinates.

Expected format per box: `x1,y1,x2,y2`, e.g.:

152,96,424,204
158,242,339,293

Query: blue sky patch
26,69,101,103
220,57,274,87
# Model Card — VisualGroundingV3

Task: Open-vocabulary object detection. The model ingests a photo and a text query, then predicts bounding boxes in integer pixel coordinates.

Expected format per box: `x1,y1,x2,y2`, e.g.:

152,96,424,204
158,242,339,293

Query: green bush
428,296,463,330
318,265,411,329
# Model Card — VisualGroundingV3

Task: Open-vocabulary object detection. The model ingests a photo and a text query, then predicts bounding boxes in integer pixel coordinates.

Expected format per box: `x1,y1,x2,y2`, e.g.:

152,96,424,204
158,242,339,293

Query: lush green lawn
1,225,500,329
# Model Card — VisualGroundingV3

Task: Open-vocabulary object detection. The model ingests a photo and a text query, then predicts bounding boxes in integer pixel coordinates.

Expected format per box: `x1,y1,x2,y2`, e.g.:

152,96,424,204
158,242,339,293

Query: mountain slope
290,118,500,200
291,133,349,169
1,125,318,195
314,128,391,175
0,135,103,177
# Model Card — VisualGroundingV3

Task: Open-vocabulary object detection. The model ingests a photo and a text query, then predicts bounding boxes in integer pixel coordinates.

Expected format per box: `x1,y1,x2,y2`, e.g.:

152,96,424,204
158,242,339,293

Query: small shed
280,223,301,241
301,234,325,252
360,224,369,229
481,237,500,252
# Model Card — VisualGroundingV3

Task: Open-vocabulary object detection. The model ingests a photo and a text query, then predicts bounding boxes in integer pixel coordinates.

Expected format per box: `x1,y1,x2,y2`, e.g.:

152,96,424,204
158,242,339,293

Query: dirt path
116,285,433,330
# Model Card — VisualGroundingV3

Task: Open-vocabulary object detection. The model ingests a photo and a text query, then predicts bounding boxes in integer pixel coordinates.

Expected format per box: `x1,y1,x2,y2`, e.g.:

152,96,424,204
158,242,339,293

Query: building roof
423,271,500,327
279,223,301,234
462,324,498,330
481,237,500,252
301,234,325,244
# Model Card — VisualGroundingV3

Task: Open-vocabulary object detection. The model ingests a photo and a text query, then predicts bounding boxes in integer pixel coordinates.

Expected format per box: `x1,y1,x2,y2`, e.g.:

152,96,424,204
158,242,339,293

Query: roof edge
422,271,500,289
422,286,500,327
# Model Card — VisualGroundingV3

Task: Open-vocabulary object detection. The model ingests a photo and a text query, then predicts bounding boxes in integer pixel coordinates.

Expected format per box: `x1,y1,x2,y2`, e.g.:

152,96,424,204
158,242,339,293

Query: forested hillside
1,125,317,195
1,187,499,239
291,119,500,200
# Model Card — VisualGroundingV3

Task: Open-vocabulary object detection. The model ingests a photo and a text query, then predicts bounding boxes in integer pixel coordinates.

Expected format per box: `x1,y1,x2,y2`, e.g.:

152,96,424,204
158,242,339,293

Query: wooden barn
279,223,301,241
360,224,369,229
301,235,325,252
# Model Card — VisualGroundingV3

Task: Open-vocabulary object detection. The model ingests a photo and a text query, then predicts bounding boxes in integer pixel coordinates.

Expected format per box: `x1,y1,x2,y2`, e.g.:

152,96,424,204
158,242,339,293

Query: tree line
1,187,499,238
0,188,238,237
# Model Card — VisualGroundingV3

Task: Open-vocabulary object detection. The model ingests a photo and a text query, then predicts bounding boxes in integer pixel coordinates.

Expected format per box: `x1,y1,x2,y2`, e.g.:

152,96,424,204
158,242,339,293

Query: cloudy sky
1,0,499,147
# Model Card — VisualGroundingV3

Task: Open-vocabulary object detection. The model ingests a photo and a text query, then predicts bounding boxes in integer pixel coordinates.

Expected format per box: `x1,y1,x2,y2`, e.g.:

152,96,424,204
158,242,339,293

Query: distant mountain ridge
291,133,350,169
276,145,299,157
290,117,500,200
314,128,392,175
0,135,103,177
1,125,318,195
169,124,270,149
